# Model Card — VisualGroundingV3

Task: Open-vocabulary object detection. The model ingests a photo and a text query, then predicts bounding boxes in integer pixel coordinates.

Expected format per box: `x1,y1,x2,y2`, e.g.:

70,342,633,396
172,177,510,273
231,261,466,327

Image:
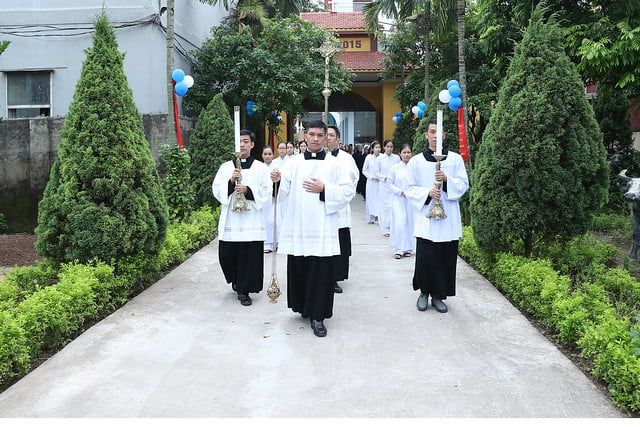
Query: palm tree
199,0,305,35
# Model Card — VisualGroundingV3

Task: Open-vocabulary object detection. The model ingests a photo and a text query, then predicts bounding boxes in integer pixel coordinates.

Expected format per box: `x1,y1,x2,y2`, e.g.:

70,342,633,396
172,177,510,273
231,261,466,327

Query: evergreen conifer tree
469,7,609,256
189,93,235,208
593,86,634,157
35,12,168,263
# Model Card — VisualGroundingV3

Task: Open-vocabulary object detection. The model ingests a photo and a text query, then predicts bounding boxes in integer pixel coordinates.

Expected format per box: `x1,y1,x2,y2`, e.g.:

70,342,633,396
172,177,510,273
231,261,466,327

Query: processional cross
311,32,344,125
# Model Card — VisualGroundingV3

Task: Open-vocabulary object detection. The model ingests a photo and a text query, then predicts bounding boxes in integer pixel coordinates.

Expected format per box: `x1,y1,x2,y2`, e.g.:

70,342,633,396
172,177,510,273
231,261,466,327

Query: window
7,71,51,118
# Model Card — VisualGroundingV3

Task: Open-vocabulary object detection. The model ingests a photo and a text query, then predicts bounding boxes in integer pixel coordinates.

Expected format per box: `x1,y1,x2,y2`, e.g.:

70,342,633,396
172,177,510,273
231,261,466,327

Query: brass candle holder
427,154,447,220
231,152,250,212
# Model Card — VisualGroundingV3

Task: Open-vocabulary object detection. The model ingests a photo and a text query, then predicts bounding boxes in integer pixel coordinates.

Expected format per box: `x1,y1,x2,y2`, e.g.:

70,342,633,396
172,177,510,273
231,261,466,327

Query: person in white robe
327,125,359,293
272,141,288,170
362,141,382,224
378,139,401,236
271,120,355,337
388,144,416,259
405,119,469,314
260,145,280,253
212,130,272,307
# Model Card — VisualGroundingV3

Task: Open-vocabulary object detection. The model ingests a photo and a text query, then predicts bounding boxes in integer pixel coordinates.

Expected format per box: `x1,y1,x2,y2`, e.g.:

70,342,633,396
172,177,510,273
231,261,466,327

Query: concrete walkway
0,196,624,417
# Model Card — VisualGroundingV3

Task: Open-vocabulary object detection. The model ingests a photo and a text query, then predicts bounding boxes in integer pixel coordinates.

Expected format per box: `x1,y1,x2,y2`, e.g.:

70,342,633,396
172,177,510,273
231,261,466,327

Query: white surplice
277,152,355,256
405,150,469,242
212,158,271,242
387,161,416,254
332,149,360,229
378,152,401,233
362,153,381,220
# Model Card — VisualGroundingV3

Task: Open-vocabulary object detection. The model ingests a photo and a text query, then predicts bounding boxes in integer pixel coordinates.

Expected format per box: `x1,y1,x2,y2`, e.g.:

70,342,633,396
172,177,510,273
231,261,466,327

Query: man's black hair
240,129,256,141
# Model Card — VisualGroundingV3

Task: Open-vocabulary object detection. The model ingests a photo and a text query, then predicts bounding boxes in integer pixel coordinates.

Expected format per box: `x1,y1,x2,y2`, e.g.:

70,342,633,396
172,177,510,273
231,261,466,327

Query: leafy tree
186,17,353,134
189,93,235,209
593,86,634,157
566,0,640,97
469,6,609,257
35,12,168,264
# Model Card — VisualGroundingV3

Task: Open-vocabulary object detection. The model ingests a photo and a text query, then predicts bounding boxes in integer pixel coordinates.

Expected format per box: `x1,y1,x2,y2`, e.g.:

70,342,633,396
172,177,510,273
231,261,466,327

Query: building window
7,71,51,118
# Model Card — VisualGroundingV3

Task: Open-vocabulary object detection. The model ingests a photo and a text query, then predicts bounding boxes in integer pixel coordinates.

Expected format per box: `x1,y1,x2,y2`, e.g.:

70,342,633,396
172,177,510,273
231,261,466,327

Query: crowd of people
211,120,469,337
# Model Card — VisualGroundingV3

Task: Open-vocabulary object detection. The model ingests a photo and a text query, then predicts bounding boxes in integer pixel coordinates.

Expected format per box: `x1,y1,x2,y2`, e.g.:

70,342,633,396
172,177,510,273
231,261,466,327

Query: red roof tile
300,12,367,31
337,51,386,72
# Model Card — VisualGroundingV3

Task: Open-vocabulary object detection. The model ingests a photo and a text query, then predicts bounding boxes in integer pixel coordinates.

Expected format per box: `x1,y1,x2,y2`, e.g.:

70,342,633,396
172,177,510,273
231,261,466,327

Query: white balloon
439,89,451,103
392,116,398,124
183,75,195,88
411,106,420,115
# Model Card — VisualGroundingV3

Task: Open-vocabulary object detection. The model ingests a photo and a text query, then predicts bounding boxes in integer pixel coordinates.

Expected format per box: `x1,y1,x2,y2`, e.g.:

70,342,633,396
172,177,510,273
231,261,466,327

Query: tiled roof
337,51,386,72
300,12,367,31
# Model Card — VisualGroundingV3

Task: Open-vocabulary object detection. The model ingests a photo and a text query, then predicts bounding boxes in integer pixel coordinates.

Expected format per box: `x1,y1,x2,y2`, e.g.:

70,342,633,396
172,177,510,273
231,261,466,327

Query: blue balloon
396,111,402,117
175,81,188,96
417,101,426,110
449,96,462,110
447,80,459,89
417,109,424,119
448,85,461,97
172,69,185,83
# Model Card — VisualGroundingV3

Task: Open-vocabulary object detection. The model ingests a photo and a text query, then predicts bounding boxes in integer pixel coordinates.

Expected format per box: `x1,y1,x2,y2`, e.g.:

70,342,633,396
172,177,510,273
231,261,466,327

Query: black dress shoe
416,293,428,311
237,294,252,306
334,283,343,293
431,298,448,313
310,319,327,337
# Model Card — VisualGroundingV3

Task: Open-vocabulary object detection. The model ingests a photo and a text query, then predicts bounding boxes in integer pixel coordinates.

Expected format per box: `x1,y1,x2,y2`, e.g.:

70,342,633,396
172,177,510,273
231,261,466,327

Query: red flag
457,107,469,162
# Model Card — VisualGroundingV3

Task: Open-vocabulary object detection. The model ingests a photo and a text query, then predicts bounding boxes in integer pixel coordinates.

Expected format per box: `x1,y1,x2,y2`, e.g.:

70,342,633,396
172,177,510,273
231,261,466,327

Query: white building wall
0,0,226,118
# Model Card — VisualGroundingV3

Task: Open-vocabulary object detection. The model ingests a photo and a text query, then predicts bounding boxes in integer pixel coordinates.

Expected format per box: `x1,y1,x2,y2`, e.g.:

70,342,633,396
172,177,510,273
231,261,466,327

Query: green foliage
631,314,640,357
470,8,609,257
592,213,631,232
35,12,168,264
161,144,195,219
187,17,354,130
1,259,60,305
0,212,6,233
539,234,619,285
0,311,30,384
189,93,234,209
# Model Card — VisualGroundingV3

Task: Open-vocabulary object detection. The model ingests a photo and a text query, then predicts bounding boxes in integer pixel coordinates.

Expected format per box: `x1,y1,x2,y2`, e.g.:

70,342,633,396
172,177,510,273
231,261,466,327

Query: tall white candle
436,105,443,156
234,106,240,152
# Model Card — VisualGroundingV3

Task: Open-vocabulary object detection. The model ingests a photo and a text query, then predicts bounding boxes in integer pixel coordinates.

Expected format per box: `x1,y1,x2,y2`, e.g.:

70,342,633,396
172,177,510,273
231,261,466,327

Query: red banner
457,107,469,162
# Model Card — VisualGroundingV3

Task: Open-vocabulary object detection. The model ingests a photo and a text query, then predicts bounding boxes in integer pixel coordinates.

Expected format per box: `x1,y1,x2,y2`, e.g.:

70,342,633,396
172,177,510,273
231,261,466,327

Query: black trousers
412,238,458,299
333,227,351,282
219,240,264,295
287,255,337,321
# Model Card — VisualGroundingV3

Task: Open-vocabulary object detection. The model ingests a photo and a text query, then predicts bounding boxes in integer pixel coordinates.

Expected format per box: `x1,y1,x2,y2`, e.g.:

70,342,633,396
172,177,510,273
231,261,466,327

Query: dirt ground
0,234,43,281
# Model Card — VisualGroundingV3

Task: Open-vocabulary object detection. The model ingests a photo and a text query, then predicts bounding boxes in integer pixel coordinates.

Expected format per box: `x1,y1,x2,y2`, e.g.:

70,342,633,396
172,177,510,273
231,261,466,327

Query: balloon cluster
438,80,462,111
411,101,427,118
246,100,258,116
172,69,194,96
391,111,402,124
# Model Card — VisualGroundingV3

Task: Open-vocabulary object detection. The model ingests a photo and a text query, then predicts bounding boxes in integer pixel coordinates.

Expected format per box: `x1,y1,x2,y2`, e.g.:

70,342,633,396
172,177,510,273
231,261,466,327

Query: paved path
0,196,624,417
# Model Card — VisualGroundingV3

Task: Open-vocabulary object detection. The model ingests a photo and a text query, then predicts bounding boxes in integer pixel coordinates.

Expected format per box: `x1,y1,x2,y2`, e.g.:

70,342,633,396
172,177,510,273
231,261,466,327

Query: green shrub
2,259,60,305
161,144,194,220
35,12,168,264
459,226,495,276
0,212,7,233
592,213,631,232
0,311,30,384
552,292,591,346
591,268,640,318
540,234,618,284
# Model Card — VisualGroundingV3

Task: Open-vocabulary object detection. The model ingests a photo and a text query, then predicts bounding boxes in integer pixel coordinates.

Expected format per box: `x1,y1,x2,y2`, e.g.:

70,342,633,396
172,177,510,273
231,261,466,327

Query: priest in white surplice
212,130,271,307
271,120,355,337
327,125,359,293
405,119,469,314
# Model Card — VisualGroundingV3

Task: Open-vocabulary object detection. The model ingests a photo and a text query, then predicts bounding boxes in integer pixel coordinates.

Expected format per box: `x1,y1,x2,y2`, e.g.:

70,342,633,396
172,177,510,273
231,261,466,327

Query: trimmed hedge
459,225,640,412
0,206,219,387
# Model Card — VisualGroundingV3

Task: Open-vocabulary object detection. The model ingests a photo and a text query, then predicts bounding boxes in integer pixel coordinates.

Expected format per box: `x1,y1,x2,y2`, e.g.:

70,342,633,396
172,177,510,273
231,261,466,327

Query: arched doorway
296,91,379,148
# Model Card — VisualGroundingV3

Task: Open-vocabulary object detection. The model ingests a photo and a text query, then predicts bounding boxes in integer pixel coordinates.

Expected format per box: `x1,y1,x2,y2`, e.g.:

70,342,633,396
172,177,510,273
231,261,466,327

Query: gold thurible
427,154,447,220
